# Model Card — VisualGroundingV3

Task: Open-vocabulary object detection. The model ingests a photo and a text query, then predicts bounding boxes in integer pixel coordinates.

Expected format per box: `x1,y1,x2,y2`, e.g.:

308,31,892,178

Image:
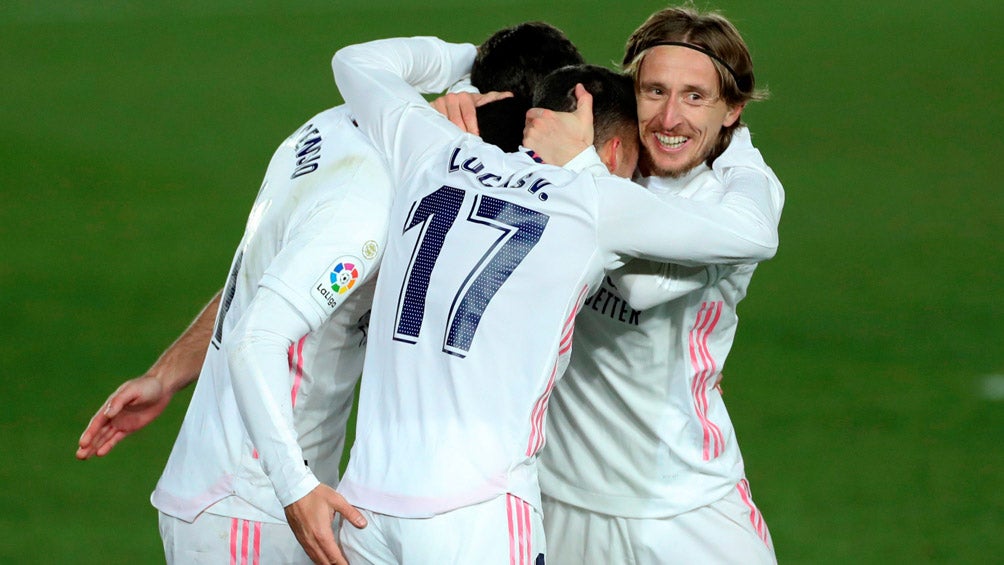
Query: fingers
430,96,451,121
103,392,126,419
473,90,513,107
76,400,114,458
431,93,478,135
75,444,95,460
430,91,514,137
330,494,367,529
287,487,358,565
457,95,479,136
77,412,106,449
77,422,121,459
105,379,149,417
95,430,127,457
306,524,347,565
77,383,141,458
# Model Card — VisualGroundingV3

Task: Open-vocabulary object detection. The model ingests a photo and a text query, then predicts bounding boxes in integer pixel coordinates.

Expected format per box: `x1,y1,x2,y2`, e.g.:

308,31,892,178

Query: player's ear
723,102,745,128
599,136,622,174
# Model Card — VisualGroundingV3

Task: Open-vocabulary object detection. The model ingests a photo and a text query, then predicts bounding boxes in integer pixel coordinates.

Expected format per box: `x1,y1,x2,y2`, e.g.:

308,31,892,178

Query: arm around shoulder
597,176,778,267
611,261,719,311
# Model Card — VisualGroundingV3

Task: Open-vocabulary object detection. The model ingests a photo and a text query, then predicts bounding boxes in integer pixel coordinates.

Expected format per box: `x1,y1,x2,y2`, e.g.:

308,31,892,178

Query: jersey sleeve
258,173,390,331
225,287,319,507
595,168,780,268
604,141,783,307
332,37,478,185
610,261,720,310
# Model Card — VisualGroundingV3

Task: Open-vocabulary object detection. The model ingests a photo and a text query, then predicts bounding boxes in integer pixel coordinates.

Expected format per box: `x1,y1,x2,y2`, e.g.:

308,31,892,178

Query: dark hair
471,22,584,151
472,21,584,99
532,64,638,149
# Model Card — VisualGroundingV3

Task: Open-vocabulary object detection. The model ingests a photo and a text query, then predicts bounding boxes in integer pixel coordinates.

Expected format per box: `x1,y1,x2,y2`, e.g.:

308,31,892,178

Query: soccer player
75,21,584,463
527,6,786,564
330,34,778,563
76,23,584,565
149,104,387,565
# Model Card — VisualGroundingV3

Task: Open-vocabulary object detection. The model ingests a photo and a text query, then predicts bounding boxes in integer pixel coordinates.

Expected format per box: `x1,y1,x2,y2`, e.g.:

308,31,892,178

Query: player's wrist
144,365,186,397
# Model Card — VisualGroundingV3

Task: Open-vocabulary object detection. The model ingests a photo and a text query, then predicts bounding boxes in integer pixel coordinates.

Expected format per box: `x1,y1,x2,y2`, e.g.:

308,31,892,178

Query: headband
643,41,752,93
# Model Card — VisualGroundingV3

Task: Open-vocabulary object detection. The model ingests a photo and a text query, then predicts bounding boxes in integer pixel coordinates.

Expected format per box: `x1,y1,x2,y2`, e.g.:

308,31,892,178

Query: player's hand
430,91,513,136
76,374,173,460
284,484,367,565
524,83,595,167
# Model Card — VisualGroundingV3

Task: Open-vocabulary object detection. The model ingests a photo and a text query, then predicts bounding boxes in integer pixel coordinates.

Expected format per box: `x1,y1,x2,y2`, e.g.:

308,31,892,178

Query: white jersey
152,105,393,523
331,37,780,518
539,128,785,518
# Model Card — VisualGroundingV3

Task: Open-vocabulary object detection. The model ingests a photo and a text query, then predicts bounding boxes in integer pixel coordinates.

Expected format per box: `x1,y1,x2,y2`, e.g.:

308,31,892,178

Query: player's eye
642,86,664,99
683,92,704,106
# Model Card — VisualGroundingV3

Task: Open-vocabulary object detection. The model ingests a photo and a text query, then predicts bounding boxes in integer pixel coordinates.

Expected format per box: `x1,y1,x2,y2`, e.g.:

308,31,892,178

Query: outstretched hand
284,484,367,565
76,374,173,460
523,83,594,166
430,91,513,135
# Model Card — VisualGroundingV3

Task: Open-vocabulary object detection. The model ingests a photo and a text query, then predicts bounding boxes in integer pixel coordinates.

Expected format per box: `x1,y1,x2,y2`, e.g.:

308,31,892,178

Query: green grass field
2,1,1001,563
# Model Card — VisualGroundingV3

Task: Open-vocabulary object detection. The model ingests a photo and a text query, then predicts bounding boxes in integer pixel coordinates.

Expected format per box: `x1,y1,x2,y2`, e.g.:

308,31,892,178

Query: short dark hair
532,64,638,149
471,22,584,99
472,22,584,152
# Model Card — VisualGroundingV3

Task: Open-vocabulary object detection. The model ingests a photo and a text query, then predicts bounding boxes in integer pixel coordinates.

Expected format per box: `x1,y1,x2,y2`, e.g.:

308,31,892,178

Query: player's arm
76,290,221,460
597,167,781,267
610,261,721,310
226,182,387,563
332,36,477,179
225,287,365,565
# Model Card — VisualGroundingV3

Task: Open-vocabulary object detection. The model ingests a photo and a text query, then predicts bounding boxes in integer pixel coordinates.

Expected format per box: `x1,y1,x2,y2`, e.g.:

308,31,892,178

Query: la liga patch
312,255,365,311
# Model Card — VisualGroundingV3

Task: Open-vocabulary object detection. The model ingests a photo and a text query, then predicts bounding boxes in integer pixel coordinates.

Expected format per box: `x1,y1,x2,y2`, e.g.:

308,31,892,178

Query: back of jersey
339,136,610,517
153,106,389,523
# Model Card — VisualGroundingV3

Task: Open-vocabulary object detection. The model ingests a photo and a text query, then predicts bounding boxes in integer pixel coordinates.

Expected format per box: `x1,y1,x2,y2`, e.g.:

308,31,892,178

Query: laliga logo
330,262,360,294
313,255,365,310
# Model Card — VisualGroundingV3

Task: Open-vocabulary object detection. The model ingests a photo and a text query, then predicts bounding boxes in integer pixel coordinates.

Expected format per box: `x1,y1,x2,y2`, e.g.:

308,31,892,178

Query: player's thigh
344,495,545,565
159,511,314,564
628,489,776,565
402,494,544,565
542,494,632,565
340,508,396,565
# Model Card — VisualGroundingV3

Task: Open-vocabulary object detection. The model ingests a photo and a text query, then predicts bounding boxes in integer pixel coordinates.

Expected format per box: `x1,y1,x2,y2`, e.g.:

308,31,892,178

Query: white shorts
341,494,545,564
158,510,325,564
543,482,775,565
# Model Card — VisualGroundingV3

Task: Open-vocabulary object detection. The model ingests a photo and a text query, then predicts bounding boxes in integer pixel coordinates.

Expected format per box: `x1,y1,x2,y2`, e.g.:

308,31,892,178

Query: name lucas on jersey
448,146,553,201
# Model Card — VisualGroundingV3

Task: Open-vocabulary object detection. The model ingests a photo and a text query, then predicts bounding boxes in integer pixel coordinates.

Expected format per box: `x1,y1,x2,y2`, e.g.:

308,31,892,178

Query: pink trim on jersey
252,521,262,565
229,518,262,565
525,286,589,456
688,301,726,461
507,494,533,565
737,478,771,548
253,337,306,463
230,518,239,565
288,336,307,407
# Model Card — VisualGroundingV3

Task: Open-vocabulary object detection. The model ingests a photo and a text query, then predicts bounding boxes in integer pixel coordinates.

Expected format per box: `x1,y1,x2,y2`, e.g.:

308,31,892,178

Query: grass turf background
1,1,1001,563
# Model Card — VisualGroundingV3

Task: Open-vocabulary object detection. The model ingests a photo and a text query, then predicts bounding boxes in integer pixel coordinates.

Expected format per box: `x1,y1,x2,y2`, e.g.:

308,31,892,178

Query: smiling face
634,45,744,178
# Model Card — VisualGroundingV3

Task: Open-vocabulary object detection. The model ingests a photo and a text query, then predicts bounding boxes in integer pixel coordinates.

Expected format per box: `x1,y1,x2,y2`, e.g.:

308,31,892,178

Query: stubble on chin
639,147,702,179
